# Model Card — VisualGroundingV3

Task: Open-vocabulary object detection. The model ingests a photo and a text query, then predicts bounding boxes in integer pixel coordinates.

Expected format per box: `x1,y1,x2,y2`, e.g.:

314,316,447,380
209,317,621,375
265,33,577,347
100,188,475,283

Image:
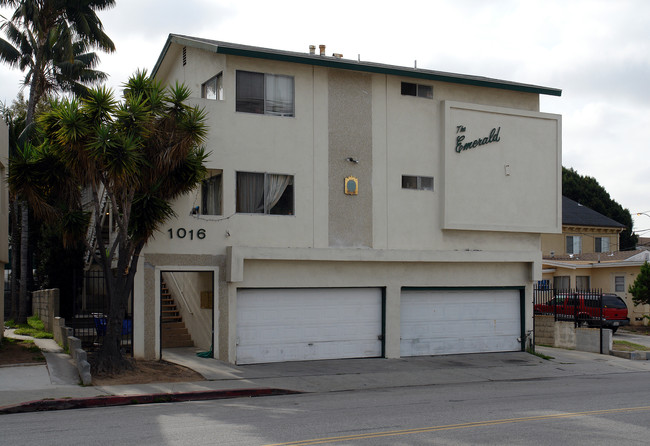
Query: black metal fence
533,284,604,327
68,269,133,355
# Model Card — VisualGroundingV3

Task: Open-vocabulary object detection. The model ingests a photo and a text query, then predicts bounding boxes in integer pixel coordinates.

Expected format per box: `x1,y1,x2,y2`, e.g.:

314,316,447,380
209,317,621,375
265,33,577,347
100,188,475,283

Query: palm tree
0,0,115,127
0,0,115,323
35,73,208,373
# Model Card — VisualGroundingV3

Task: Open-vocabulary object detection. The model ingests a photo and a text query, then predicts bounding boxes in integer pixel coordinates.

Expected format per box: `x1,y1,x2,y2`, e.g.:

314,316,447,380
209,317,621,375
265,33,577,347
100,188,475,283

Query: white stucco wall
136,41,560,362
146,44,560,257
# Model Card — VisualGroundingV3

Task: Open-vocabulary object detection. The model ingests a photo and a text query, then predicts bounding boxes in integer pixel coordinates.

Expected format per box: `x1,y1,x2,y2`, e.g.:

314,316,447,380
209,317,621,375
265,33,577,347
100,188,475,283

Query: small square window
417,85,433,99
402,175,418,189
401,82,417,96
402,175,434,191
420,176,434,190
202,73,223,100
615,276,625,292
401,82,432,99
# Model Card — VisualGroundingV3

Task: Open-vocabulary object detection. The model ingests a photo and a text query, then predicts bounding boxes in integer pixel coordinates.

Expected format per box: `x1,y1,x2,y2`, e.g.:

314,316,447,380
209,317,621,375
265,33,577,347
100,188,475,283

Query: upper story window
566,235,582,255
201,172,222,215
202,73,224,100
595,236,610,253
402,175,434,191
401,82,433,99
236,171,294,215
615,276,625,292
236,71,294,116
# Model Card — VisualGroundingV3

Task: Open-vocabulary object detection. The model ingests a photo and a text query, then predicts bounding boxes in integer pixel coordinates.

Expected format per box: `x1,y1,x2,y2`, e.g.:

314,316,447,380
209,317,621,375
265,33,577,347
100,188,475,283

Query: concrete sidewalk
2,333,650,414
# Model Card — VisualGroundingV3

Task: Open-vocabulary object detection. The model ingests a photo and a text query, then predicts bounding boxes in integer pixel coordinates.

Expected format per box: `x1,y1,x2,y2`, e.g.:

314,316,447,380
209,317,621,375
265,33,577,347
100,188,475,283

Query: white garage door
237,288,383,364
401,289,521,357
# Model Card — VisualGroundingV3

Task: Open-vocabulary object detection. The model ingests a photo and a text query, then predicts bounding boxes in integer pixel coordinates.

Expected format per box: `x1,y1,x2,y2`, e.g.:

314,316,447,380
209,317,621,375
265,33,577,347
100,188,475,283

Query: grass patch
613,340,650,352
11,315,53,339
527,348,554,360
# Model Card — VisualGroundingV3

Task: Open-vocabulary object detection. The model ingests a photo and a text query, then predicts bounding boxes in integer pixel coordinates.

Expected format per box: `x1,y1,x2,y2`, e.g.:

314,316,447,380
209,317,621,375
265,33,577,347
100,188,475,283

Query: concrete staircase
161,281,194,348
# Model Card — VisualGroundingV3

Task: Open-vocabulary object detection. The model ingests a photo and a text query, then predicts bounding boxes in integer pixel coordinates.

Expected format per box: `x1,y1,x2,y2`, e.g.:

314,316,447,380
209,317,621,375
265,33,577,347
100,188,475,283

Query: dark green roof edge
153,34,562,97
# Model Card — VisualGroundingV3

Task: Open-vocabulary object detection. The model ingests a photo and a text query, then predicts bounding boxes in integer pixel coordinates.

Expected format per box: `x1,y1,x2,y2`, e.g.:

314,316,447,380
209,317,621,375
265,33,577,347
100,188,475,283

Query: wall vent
182,47,187,66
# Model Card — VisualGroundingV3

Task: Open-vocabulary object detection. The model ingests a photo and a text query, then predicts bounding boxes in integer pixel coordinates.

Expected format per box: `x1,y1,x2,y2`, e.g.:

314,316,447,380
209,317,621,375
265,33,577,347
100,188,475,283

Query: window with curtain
554,276,570,291
236,172,294,215
566,235,582,254
236,70,294,116
201,173,222,215
576,276,590,290
595,236,609,253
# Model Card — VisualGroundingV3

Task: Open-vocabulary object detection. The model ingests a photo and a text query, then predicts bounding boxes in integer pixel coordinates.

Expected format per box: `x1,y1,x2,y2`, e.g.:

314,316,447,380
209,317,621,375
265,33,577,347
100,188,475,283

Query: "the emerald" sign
455,125,501,153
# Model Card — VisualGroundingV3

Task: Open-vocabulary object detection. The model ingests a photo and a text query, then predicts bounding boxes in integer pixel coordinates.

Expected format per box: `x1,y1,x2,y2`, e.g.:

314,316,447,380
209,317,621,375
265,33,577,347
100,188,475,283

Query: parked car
534,292,630,333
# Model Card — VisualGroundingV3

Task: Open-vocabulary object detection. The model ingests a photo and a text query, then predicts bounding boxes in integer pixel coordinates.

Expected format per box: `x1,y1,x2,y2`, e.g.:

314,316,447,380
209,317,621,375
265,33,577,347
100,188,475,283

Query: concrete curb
0,388,301,415
610,350,650,360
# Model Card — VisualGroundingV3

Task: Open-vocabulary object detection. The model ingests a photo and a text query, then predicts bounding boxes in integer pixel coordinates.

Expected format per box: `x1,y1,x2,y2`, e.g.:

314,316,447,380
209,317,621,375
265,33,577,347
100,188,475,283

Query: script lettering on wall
455,125,501,153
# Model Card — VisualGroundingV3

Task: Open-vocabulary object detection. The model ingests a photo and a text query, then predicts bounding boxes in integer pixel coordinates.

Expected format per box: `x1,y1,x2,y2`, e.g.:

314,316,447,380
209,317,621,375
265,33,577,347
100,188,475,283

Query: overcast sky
1,0,649,232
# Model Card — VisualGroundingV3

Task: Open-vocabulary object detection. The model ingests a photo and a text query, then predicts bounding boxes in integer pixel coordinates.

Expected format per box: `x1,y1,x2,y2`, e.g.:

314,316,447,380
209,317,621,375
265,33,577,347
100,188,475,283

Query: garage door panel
237,288,382,364
401,289,521,356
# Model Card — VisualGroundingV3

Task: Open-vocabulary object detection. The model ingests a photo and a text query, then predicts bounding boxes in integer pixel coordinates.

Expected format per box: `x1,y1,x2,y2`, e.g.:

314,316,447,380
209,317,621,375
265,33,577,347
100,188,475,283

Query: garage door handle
377,335,384,341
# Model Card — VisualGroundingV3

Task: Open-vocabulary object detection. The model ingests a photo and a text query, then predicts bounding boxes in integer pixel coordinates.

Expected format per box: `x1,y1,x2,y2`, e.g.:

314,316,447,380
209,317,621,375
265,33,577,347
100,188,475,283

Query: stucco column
384,284,401,358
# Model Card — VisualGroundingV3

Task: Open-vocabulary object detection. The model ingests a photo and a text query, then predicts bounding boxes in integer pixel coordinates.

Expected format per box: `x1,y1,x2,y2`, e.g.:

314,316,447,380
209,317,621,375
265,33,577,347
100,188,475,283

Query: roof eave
154,34,562,97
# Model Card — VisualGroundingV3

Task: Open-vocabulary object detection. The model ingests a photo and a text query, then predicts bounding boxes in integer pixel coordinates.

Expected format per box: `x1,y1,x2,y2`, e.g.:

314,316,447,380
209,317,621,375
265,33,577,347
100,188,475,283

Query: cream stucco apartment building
131,35,562,364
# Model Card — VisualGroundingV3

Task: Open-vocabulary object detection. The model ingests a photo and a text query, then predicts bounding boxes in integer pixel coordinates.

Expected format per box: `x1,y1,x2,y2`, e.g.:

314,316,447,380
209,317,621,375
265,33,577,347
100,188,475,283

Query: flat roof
153,34,562,97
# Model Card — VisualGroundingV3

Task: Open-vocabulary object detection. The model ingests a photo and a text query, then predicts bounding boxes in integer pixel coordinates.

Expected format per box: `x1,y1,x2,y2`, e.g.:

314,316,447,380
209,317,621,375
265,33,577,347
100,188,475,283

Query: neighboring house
541,196,650,325
127,35,563,364
0,120,8,340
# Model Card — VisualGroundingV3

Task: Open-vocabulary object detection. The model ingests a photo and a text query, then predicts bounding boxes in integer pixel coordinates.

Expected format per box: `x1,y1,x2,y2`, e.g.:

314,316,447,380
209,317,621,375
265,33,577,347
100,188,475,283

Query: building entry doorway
159,270,215,358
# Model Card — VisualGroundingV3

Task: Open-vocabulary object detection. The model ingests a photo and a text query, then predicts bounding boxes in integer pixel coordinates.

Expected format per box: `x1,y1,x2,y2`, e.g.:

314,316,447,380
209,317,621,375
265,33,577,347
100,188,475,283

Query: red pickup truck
534,293,630,332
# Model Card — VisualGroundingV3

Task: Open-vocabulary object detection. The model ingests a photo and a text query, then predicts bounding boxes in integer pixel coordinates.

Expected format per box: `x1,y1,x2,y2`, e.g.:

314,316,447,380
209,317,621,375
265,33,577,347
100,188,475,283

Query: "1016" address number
168,228,206,240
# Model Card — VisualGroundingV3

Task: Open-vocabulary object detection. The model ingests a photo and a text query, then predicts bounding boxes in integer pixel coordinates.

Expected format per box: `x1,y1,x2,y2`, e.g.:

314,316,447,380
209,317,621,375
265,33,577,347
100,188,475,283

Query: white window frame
566,235,582,255
401,81,433,99
236,70,295,117
236,171,294,215
201,171,222,215
202,72,224,101
595,236,610,253
615,276,625,292
402,175,434,191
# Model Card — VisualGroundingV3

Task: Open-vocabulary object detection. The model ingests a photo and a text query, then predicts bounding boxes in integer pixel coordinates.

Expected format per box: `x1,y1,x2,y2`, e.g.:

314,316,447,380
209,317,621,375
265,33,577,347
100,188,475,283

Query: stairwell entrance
159,270,216,358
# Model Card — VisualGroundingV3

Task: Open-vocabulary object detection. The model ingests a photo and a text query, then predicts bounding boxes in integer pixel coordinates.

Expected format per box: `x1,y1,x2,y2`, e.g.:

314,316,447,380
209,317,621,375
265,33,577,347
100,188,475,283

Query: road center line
265,405,650,445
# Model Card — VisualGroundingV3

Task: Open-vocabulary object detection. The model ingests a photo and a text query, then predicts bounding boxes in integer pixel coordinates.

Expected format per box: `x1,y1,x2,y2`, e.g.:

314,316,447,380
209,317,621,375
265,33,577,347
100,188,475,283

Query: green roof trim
153,34,562,97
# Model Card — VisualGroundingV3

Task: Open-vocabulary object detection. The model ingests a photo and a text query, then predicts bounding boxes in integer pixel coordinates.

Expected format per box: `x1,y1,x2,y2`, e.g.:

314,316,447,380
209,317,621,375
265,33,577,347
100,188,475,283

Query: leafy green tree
21,72,208,373
563,167,638,250
629,261,650,306
0,0,115,323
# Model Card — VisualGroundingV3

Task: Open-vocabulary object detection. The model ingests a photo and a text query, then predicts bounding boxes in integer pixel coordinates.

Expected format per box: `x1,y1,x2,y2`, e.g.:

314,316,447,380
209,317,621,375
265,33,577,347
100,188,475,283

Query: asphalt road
2,369,650,445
